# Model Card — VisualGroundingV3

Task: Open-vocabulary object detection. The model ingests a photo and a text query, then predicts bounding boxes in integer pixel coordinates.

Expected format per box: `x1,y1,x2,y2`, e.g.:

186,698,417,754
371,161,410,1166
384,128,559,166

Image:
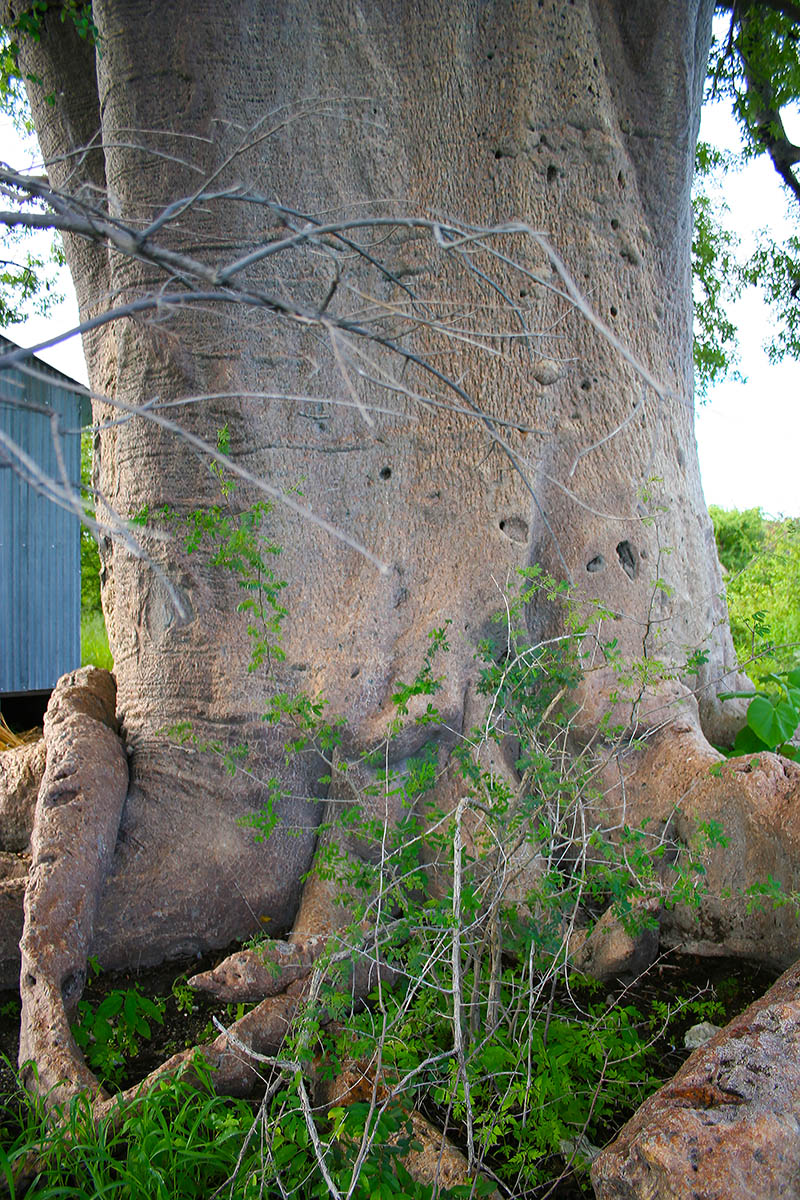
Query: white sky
694,101,800,519
2,97,799,518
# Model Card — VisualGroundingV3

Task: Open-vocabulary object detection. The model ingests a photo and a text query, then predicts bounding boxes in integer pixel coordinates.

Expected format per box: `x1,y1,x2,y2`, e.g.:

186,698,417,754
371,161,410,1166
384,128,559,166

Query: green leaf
773,700,799,744
747,694,778,745
733,724,767,755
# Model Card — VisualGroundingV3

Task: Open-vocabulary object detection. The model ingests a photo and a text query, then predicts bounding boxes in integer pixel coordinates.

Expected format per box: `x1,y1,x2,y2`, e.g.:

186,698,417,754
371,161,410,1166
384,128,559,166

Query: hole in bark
379,466,392,480
487,51,494,59
547,164,558,183
616,540,638,579
617,170,626,188
61,971,83,1007
611,218,619,230
586,555,605,573
641,548,648,560
350,667,361,679
24,974,35,988
580,379,591,391
498,517,529,544
610,305,618,316
520,289,528,297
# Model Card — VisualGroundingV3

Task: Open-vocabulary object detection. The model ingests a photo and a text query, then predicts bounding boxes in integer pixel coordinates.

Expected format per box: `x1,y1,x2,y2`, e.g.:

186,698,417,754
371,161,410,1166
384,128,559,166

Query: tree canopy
693,3,800,391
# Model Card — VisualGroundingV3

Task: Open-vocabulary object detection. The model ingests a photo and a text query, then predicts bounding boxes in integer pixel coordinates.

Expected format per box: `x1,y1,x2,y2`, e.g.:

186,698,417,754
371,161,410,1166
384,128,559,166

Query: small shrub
70,987,165,1086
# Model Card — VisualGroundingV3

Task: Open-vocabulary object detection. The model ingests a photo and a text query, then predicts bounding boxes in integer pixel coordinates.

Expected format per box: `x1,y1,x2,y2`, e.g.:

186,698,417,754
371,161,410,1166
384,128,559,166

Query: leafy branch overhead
693,2,800,389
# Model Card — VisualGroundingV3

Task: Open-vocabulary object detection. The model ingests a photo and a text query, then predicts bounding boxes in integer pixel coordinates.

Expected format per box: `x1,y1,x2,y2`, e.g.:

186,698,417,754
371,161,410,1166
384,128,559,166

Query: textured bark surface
0,738,45,852
0,740,43,985
594,688,800,970
18,668,127,1106
8,9,800,1190
6,0,740,973
592,956,800,1199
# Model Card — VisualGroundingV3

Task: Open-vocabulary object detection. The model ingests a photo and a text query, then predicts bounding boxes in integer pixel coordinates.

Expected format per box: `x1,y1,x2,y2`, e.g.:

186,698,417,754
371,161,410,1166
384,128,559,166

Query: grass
0,716,39,752
81,610,113,671
0,1064,264,1199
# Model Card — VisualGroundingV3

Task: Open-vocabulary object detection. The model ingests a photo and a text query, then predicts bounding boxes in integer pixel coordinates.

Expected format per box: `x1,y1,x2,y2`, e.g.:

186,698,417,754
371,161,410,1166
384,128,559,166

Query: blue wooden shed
0,334,91,698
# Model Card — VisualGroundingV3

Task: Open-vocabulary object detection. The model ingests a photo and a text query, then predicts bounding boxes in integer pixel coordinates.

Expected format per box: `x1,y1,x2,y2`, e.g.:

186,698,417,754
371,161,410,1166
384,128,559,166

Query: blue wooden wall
0,336,91,694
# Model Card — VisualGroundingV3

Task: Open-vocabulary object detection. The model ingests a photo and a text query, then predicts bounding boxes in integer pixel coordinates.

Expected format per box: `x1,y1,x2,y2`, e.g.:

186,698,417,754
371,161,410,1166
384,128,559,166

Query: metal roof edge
0,331,88,392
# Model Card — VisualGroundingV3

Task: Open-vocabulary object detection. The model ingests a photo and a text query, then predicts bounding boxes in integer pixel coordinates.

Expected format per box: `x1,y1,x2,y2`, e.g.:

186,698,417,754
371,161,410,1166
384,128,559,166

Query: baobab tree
3,0,800,1155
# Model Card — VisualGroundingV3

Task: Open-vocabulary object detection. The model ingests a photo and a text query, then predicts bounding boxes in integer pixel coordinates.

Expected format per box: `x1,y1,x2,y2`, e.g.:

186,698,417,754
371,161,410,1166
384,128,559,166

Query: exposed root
189,935,328,1002
17,668,127,1108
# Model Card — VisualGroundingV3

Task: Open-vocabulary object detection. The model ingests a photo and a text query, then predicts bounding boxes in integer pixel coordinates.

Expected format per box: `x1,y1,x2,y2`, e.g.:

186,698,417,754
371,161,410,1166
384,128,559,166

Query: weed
70,987,165,1087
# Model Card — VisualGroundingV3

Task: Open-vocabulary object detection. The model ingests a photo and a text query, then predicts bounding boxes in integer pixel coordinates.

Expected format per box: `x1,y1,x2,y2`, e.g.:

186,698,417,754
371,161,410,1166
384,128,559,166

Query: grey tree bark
6,0,753,975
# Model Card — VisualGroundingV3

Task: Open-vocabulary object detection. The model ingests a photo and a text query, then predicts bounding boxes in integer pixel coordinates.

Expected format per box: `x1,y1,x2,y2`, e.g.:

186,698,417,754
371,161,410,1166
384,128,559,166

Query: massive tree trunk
7,0,747,969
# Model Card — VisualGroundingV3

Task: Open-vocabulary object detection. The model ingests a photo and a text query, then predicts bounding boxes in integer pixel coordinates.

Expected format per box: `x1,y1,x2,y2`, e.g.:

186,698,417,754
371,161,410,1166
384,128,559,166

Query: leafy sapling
719,666,800,758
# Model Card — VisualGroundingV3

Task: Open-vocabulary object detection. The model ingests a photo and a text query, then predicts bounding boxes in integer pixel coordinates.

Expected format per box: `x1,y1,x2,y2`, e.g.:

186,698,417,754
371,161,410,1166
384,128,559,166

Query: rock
560,1132,602,1165
591,955,800,1199
684,1020,721,1049
189,936,326,1002
570,898,660,982
0,737,46,851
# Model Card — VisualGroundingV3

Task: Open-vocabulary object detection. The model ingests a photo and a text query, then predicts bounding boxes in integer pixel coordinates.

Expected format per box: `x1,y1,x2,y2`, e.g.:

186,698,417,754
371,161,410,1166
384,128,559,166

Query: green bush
710,506,800,685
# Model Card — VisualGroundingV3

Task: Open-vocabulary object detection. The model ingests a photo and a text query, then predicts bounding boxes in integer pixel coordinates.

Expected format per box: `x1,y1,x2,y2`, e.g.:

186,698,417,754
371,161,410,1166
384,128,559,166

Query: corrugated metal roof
0,333,90,694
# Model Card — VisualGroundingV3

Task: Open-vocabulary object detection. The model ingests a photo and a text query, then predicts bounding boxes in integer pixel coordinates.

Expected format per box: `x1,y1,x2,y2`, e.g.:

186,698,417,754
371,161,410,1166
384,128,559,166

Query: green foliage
719,668,800,758
709,504,766,576
692,6,800,392
231,567,732,1195
70,987,165,1087
78,432,112,669
707,7,800,167
744,872,800,914
80,610,112,671
711,506,800,754
710,506,800,688
0,230,63,328
692,143,746,394
744,232,800,364
0,1066,267,1199
0,3,94,326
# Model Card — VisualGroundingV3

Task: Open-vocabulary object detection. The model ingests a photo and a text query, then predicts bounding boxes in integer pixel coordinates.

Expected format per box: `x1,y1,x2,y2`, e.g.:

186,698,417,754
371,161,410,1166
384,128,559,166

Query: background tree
711,505,800,684
694,1,800,390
